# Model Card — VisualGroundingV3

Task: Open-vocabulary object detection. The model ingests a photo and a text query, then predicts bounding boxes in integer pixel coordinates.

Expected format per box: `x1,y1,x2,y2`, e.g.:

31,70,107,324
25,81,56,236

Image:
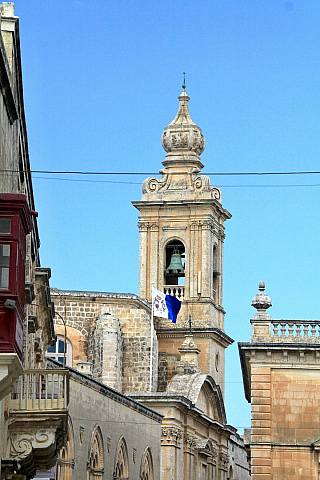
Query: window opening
47,336,73,367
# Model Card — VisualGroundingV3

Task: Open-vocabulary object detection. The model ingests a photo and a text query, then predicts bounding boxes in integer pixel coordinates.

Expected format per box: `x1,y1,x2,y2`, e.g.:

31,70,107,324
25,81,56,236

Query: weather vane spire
182,72,186,90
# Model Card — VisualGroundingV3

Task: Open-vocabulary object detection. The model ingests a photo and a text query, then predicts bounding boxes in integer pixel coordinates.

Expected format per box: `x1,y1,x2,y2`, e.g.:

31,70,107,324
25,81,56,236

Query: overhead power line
32,176,320,188
30,169,320,176
2,168,320,176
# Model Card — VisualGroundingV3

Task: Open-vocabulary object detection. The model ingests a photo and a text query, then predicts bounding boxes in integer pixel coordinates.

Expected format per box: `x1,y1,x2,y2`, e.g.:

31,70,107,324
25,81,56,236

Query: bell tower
132,87,233,392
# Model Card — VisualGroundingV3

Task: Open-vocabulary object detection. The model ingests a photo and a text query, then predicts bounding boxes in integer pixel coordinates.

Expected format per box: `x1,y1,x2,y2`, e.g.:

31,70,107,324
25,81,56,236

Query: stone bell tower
132,87,233,392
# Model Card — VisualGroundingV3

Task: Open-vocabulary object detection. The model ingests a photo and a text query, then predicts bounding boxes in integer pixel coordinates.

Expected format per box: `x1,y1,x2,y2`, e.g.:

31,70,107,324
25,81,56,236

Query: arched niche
164,239,185,287
114,437,129,480
139,447,153,480
87,425,104,480
55,416,74,480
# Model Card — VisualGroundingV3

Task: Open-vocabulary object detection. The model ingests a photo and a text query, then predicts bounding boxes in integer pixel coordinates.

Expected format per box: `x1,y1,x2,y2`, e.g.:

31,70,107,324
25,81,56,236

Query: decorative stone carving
150,222,159,231
10,429,56,459
161,90,205,156
202,220,214,231
211,187,222,200
252,281,272,317
142,170,168,194
137,222,150,232
218,452,229,471
184,434,197,453
197,439,215,457
161,427,183,447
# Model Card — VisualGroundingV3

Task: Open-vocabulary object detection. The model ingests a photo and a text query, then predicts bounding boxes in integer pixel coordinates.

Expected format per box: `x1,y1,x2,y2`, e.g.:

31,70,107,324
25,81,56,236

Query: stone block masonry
52,291,157,393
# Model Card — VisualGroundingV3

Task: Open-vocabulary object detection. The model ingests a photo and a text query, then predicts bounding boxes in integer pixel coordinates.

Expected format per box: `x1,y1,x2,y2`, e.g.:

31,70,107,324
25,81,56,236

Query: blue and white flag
152,287,181,323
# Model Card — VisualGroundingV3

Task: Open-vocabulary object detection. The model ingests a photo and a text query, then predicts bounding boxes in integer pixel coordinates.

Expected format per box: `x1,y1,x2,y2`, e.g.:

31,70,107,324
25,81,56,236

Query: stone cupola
141,87,220,200
161,88,205,162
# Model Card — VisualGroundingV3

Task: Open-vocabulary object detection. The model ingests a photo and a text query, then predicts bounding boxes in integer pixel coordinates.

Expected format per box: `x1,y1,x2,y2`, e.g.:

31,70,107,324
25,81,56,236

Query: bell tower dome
132,87,233,391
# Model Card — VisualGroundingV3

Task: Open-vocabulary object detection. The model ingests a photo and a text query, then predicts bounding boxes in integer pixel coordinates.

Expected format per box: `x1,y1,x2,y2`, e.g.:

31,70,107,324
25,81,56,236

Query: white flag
152,287,168,319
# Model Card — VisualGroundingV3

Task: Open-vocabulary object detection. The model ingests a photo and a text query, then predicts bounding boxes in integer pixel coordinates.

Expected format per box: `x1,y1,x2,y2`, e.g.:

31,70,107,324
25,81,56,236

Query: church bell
167,248,184,272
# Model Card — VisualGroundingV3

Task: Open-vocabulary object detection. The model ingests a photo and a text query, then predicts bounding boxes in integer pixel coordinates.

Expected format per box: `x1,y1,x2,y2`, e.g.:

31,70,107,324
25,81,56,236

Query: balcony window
0,218,11,234
47,336,72,367
0,244,10,289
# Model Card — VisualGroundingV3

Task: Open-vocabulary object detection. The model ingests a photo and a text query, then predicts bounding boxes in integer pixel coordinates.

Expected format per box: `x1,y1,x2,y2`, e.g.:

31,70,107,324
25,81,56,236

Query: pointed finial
182,72,186,90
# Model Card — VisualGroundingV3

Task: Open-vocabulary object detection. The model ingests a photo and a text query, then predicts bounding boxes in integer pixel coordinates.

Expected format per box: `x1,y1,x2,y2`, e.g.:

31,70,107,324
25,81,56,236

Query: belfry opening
164,240,185,287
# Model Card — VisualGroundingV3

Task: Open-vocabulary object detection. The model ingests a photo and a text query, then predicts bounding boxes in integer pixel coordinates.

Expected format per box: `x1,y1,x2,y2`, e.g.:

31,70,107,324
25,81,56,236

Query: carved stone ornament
137,221,150,232
190,168,221,200
161,90,205,156
161,426,183,447
218,452,229,471
184,434,197,453
10,429,56,459
142,169,168,194
251,281,272,319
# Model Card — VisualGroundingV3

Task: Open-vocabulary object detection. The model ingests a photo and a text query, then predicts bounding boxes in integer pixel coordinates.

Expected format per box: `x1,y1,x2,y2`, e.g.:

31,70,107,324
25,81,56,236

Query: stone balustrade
251,319,320,343
163,285,185,299
10,368,69,411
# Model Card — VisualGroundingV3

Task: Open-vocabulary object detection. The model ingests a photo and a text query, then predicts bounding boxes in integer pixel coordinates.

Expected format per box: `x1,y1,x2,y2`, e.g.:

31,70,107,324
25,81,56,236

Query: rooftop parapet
250,282,320,343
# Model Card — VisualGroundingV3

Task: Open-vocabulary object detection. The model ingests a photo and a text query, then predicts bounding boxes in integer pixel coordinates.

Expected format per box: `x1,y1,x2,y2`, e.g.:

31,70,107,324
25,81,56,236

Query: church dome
161,89,205,156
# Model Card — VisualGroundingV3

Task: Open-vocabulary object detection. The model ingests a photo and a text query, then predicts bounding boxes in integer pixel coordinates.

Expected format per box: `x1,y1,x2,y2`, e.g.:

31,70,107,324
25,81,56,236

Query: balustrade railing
271,320,320,342
252,320,320,343
10,369,69,411
163,285,185,299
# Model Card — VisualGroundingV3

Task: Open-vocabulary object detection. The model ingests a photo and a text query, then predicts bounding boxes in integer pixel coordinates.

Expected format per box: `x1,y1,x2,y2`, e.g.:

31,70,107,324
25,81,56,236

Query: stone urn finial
251,281,272,317
161,89,205,157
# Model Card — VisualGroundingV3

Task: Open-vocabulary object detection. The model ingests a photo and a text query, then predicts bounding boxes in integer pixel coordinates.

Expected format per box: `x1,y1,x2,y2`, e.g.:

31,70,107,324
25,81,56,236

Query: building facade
0,3,68,480
239,282,320,479
51,88,250,480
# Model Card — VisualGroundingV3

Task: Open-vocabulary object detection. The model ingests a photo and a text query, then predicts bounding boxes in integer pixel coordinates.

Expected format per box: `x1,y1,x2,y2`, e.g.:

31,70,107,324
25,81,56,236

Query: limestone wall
52,292,158,393
249,362,320,479
67,368,162,479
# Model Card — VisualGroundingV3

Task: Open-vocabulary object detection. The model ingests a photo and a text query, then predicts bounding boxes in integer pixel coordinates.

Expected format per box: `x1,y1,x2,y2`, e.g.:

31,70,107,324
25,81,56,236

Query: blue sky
15,0,320,431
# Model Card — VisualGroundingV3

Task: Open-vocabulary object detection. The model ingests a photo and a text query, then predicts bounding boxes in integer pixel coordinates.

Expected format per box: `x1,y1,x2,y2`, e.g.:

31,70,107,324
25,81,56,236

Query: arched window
55,416,74,480
140,448,153,480
164,240,185,299
47,335,73,367
114,437,129,480
87,426,104,480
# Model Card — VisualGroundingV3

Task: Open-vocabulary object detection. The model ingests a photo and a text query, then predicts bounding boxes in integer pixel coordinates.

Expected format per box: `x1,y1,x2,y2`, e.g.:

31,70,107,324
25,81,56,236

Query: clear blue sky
15,0,320,432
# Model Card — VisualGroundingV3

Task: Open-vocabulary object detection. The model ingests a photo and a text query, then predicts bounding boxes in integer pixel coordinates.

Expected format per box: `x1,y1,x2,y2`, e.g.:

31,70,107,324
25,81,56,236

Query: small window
0,218,11,234
47,336,73,367
0,244,10,289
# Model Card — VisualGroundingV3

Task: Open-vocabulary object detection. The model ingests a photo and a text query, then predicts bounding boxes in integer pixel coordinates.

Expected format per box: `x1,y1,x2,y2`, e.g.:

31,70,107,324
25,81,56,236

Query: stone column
201,221,213,298
149,222,159,295
184,434,197,480
138,222,149,299
189,221,199,299
161,426,183,480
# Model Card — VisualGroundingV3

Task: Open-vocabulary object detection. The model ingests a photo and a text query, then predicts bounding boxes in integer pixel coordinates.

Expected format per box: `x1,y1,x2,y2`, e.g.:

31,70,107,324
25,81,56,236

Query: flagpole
149,283,155,392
